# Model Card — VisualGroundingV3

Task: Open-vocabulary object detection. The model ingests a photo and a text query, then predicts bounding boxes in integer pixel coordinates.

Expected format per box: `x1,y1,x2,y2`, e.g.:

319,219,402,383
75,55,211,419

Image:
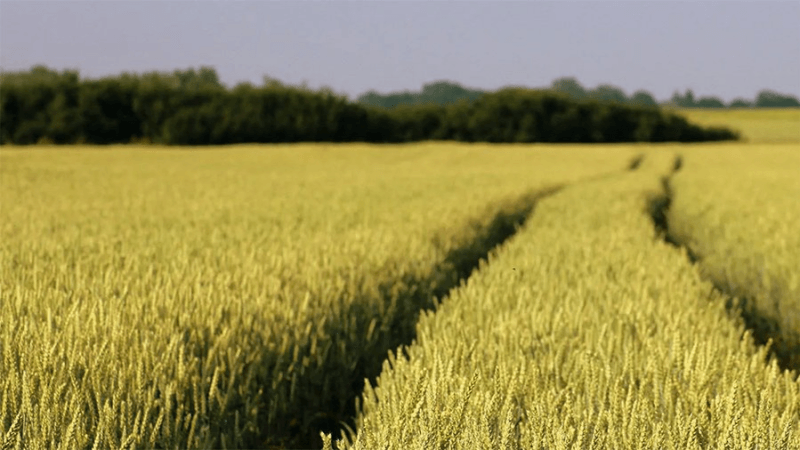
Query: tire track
647,155,799,374
316,159,643,449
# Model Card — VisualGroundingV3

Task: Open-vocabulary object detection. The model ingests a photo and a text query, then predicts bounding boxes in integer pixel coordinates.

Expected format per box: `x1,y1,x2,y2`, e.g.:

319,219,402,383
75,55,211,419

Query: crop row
0,144,635,448
667,144,800,370
327,151,800,449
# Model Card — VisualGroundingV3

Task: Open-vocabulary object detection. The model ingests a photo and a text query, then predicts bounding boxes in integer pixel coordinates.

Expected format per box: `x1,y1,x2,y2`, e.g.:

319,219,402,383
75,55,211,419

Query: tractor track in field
306,153,794,449
647,155,800,375
305,158,647,449
309,185,565,449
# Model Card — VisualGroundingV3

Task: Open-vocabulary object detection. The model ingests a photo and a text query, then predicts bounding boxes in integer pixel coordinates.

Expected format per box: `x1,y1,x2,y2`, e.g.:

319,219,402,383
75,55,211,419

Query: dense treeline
356,78,660,109
1,66,738,145
669,88,800,108
357,81,486,108
0,66,382,145
358,77,800,110
552,78,800,109
387,88,737,143
548,77,660,107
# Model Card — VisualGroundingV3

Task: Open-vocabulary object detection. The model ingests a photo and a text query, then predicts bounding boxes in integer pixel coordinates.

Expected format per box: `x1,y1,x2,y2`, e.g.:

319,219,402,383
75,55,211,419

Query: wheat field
331,149,800,449
1,144,633,448
2,110,799,449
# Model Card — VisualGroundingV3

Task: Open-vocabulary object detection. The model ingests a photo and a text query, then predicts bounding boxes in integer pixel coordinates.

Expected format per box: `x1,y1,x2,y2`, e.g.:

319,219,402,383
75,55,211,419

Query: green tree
0,66,82,144
356,81,485,108
695,96,725,108
630,90,658,107
550,77,587,99
671,89,696,107
755,90,800,107
132,72,181,143
79,75,141,143
172,66,223,90
588,84,628,104
729,98,753,108
420,81,484,105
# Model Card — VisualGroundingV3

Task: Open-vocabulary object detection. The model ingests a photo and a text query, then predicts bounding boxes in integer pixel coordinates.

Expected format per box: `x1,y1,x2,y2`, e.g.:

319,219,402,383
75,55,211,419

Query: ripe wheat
0,143,633,448
668,143,800,369
329,149,800,449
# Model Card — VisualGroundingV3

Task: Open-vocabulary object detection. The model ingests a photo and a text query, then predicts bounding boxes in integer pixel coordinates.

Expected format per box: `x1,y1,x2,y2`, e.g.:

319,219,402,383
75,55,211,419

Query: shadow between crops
264,160,641,449
647,155,800,375
301,158,646,448
308,185,565,448
628,153,644,171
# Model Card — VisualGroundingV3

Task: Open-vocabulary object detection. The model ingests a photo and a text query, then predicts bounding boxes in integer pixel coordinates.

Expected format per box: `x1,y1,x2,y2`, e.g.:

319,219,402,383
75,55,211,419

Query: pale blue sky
1,1,798,102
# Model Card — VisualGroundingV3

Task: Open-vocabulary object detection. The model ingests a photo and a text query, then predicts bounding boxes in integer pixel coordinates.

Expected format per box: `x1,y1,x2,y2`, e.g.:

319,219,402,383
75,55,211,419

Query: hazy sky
1,1,798,102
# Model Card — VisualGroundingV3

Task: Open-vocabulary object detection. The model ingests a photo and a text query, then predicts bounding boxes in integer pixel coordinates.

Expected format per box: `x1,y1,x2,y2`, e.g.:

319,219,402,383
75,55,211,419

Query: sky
1,1,799,103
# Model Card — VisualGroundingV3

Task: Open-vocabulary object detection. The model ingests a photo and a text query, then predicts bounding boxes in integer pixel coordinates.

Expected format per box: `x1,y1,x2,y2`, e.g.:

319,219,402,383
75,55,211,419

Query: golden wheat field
676,108,800,144
1,110,799,449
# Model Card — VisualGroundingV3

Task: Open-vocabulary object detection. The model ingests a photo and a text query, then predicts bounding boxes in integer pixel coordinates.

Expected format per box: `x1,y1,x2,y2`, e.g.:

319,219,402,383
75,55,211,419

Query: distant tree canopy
1,66,742,145
695,97,726,108
630,90,658,107
670,89,696,108
355,77,799,111
668,88,799,108
755,90,800,108
360,77,670,111
549,78,659,108
729,98,753,108
587,84,628,104
550,77,587,99
357,81,485,108
526,78,637,107
670,89,725,108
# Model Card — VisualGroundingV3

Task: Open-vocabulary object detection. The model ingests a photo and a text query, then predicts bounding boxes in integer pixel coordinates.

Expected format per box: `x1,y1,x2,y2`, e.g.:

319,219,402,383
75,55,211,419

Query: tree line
548,77,800,108
1,66,738,146
357,81,486,108
361,77,800,109
668,88,800,108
